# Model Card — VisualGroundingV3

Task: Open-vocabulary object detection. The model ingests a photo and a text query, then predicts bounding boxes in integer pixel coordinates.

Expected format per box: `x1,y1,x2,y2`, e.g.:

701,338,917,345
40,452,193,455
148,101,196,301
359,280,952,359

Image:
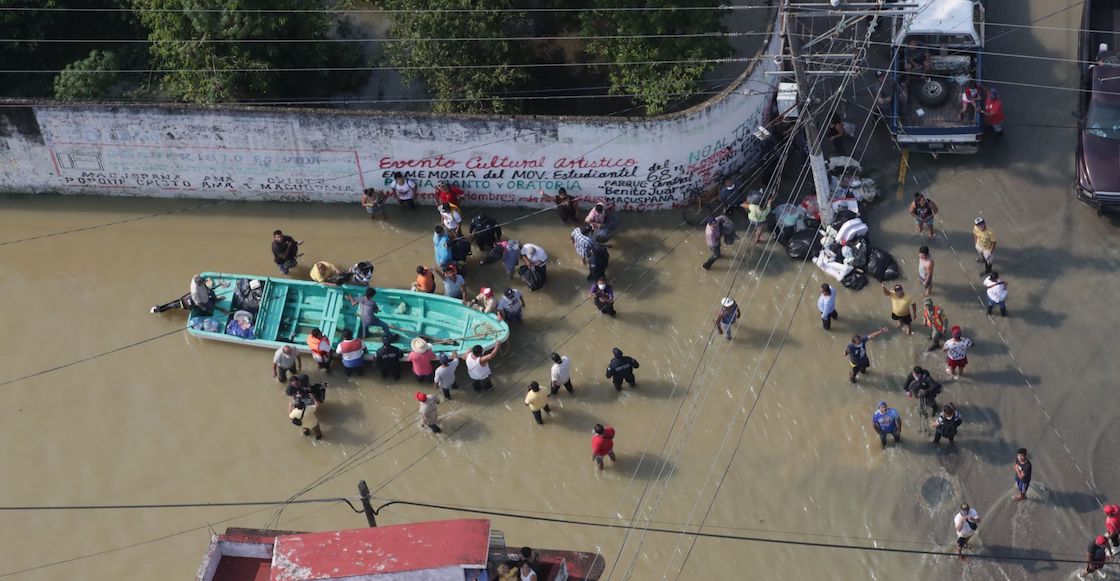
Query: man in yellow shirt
881,283,916,335
972,217,997,274
524,381,552,425
310,261,341,285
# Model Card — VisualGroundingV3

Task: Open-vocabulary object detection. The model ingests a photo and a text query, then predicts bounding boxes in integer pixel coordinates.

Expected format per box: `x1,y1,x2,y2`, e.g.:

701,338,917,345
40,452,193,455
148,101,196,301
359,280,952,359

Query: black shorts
891,313,913,325
850,360,869,374
956,536,971,547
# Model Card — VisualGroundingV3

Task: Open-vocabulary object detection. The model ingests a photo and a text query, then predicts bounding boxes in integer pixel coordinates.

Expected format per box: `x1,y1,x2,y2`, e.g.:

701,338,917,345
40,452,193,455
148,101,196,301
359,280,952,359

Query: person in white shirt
391,172,418,210
817,284,838,330
439,203,462,236
983,271,1007,317
433,353,460,399
549,352,573,396
463,341,501,391
520,243,549,282
953,503,981,559
941,325,973,379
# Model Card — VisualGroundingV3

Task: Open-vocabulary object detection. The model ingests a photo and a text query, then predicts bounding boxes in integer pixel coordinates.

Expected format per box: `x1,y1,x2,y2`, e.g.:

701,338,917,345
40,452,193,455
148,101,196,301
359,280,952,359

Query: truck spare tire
916,78,950,107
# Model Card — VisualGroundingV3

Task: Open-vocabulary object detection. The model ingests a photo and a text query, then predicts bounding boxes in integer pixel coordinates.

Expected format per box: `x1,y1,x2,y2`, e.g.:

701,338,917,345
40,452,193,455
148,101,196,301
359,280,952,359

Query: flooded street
1,2,1118,580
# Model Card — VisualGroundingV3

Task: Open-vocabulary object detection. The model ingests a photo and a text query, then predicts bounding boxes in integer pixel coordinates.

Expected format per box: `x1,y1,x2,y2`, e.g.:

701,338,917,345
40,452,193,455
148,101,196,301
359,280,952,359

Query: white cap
721,298,735,308
249,279,262,290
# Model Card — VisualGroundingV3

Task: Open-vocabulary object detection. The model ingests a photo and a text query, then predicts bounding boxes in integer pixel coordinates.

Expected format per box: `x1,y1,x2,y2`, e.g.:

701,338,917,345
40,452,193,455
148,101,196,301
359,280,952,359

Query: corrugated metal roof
270,519,490,581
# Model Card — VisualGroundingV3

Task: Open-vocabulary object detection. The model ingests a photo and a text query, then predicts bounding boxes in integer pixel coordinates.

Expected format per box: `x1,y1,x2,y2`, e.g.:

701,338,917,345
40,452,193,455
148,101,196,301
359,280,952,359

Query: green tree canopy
133,0,368,103
381,0,529,114
582,0,731,115
53,50,124,100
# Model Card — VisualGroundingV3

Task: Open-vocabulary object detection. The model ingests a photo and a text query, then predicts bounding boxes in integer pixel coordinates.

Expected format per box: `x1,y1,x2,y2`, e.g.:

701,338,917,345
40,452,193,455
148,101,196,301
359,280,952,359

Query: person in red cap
416,392,442,433
1104,504,1120,557
468,287,497,313
1082,536,1109,578
591,424,616,470
942,326,973,379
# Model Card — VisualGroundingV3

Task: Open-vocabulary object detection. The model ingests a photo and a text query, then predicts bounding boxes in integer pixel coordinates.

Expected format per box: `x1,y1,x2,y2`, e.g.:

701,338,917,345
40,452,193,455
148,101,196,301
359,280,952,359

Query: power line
0,497,355,511
371,497,1118,568
0,55,762,74
0,328,183,388
0,31,768,44
0,5,757,14
0,89,769,109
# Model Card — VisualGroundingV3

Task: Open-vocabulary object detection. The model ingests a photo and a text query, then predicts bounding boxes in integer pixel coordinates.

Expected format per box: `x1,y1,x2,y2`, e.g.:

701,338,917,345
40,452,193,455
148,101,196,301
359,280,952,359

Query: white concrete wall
0,16,779,211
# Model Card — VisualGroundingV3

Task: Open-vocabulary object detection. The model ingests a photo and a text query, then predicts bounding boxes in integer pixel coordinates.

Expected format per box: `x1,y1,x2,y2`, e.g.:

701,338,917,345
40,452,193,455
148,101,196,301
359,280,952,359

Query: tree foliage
53,50,125,100
582,0,731,115
381,0,529,114
132,0,369,103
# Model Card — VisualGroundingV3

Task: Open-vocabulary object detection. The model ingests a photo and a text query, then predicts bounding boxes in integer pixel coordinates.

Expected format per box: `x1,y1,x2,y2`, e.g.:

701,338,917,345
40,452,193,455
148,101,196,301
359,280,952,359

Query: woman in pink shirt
408,338,436,383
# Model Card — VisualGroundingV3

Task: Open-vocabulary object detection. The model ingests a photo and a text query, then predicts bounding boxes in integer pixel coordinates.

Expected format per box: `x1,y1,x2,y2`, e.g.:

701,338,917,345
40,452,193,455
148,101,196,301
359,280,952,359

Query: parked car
1076,0,1120,213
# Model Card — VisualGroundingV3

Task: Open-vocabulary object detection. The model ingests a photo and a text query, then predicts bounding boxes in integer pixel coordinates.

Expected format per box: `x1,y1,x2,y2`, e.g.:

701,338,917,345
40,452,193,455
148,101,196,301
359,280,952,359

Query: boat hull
184,272,509,359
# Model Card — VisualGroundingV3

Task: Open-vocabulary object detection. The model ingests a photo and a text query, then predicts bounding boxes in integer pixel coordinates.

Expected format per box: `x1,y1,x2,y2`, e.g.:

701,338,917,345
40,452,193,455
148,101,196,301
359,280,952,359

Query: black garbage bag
866,247,890,281
841,270,867,290
785,229,821,260
847,238,870,270
882,260,901,281
831,209,859,229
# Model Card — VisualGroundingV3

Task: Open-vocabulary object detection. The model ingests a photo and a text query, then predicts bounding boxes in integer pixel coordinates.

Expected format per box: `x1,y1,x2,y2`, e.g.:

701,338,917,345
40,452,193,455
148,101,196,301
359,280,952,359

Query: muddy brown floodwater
1,3,1119,580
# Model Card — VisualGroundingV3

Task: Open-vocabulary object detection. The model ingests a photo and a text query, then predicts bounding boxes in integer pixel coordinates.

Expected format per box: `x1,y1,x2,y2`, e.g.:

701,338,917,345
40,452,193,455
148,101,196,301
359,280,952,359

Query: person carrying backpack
932,403,962,445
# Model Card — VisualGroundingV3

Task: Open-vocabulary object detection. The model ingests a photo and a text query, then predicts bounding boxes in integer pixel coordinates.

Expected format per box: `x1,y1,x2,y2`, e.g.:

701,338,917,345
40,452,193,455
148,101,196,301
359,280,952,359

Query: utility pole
782,2,835,226
358,480,377,527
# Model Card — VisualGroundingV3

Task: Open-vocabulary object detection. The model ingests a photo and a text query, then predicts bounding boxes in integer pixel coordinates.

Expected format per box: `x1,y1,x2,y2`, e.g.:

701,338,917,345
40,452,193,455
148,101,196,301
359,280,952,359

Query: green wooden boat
184,272,509,358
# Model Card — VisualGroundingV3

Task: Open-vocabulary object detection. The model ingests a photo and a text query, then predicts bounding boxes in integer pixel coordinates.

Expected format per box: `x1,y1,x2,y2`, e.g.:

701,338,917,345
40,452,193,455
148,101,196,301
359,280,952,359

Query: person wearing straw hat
408,338,436,383
714,297,740,341
416,392,442,433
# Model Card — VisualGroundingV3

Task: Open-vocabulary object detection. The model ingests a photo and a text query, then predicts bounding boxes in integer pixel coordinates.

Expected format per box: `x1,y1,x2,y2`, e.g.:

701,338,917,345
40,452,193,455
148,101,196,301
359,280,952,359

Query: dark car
1076,0,1120,212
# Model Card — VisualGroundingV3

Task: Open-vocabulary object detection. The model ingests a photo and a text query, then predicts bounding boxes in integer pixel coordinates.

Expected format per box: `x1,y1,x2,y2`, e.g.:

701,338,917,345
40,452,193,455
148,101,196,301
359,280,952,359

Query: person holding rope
347,288,394,340
464,341,501,392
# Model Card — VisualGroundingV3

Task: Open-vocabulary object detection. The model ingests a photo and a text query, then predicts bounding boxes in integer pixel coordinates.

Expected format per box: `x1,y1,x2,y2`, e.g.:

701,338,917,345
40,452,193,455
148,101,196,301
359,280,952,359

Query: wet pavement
0,2,1117,580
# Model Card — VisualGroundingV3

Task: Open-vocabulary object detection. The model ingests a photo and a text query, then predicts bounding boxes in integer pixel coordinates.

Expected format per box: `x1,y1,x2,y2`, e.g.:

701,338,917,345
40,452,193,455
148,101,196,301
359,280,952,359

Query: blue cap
878,400,887,408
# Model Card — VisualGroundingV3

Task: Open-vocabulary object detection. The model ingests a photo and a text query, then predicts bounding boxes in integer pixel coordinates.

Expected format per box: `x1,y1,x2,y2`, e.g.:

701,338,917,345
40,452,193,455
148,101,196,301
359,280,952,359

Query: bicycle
681,182,724,226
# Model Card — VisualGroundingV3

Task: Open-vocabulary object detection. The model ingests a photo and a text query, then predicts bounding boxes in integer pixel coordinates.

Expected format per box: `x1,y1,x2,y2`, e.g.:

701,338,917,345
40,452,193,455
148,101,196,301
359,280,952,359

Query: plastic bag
882,261,901,281
847,238,870,270
866,248,889,280
784,230,821,260
841,270,867,290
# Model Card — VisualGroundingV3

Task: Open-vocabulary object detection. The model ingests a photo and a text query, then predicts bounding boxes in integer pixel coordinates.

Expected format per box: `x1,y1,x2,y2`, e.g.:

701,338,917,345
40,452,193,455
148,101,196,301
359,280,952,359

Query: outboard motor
350,261,374,286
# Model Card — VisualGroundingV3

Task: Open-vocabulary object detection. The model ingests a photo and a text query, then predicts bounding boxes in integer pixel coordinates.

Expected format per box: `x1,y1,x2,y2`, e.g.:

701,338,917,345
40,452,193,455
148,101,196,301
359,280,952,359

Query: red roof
270,519,490,580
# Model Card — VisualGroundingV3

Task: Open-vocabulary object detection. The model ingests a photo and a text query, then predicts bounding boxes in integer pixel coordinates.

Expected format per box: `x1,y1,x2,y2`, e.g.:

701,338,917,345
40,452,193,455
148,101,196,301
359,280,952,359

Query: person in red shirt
408,338,436,383
983,88,1004,136
436,181,464,207
1104,504,1120,556
591,424,616,470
